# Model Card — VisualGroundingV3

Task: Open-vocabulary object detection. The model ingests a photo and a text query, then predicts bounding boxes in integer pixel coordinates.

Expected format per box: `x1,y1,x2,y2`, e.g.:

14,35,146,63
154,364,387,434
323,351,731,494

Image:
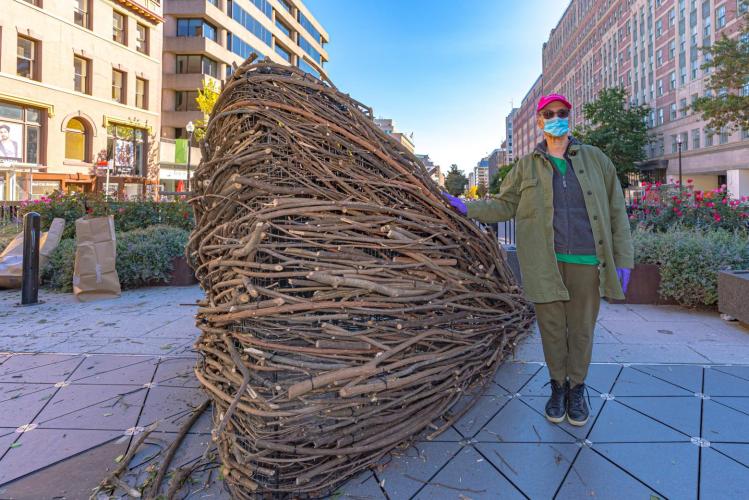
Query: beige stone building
373,118,415,154
0,0,164,200
159,0,329,192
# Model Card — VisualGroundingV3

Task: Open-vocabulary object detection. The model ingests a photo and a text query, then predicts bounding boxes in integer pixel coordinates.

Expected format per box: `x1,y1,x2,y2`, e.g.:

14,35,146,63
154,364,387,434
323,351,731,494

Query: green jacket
467,142,634,303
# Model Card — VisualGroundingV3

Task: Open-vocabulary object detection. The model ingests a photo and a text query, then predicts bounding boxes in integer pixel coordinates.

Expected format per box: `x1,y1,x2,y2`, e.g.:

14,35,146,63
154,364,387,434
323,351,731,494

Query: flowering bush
19,191,193,239
628,180,749,232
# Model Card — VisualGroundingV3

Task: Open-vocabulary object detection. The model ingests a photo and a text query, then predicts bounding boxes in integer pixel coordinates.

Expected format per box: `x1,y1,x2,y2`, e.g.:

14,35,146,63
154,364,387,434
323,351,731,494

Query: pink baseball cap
537,93,572,113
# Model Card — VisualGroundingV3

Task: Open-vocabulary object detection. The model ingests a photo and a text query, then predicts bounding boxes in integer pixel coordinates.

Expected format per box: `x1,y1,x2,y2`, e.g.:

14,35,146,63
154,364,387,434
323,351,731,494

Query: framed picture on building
0,121,23,162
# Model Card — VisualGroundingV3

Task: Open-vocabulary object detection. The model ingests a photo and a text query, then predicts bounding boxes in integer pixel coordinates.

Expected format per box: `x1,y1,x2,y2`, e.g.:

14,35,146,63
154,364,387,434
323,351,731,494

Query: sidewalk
0,287,748,499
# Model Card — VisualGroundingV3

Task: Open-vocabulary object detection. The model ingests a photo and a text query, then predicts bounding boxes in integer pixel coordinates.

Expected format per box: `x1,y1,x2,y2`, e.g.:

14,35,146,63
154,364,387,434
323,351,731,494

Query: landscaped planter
151,256,197,287
718,270,749,325
607,263,677,305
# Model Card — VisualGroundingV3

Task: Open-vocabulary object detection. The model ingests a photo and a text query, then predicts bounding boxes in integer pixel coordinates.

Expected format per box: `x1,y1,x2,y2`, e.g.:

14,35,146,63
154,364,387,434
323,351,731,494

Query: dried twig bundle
188,59,533,498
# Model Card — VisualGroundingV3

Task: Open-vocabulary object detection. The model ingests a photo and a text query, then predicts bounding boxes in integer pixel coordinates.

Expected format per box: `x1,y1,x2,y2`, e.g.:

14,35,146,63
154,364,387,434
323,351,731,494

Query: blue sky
305,0,568,174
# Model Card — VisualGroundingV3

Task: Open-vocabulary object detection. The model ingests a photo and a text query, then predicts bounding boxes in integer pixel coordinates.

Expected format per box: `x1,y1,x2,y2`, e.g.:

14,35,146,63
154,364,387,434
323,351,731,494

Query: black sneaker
567,382,590,426
544,379,567,424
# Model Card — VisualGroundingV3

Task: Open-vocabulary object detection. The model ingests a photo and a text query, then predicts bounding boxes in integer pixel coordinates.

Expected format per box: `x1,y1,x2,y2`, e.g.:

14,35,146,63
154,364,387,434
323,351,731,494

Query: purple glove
617,268,632,295
443,192,467,215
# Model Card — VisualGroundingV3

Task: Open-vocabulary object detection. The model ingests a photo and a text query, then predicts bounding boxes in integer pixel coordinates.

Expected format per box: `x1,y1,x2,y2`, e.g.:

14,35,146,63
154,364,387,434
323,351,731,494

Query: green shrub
19,191,194,240
633,227,749,307
42,225,189,292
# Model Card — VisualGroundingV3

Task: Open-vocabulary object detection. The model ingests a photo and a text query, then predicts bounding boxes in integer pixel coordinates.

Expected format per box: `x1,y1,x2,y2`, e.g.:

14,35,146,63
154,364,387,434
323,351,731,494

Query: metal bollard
21,211,41,306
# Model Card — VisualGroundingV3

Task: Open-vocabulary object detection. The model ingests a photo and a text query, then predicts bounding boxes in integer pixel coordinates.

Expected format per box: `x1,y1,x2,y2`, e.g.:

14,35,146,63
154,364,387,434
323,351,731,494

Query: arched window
65,117,89,161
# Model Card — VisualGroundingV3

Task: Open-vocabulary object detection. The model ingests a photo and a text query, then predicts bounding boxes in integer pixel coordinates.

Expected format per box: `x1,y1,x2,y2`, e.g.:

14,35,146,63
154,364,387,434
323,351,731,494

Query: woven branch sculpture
188,59,534,498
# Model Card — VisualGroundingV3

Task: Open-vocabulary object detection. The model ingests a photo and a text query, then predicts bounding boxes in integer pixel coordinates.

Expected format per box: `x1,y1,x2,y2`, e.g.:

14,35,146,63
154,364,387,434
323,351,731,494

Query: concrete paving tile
476,442,577,498
0,383,57,427
375,442,461,499
711,365,749,381
153,357,199,387
137,386,206,432
601,319,723,344
479,397,577,443
415,419,464,442
593,442,698,499
620,305,707,323
556,447,660,500
94,338,187,355
139,315,200,339
597,303,649,322
631,364,703,393
518,395,604,441
590,343,711,364
614,396,702,437
521,363,621,396
70,354,158,385
0,428,121,484
702,399,749,443
691,342,749,364
0,432,19,457
589,400,690,442
336,472,386,499
493,361,542,393
704,366,749,396
710,443,749,468
0,438,128,499
36,384,148,431
0,354,84,383
413,446,526,499
452,395,511,439
507,340,545,363
613,367,699,396
700,448,749,499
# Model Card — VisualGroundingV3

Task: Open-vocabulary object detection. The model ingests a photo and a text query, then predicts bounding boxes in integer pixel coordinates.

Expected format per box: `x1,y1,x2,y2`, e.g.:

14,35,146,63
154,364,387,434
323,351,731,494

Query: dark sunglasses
540,109,570,119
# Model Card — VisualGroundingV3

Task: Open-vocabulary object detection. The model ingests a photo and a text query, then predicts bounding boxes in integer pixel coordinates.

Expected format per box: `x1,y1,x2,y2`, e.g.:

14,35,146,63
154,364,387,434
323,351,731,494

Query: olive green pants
534,262,601,387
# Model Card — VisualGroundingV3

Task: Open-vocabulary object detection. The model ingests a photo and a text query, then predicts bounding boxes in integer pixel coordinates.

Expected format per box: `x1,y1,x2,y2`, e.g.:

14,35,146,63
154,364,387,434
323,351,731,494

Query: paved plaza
0,286,748,499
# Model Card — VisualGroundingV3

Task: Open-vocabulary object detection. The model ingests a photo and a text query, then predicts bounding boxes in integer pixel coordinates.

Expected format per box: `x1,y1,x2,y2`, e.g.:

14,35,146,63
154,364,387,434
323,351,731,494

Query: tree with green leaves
444,164,468,196
476,183,488,198
489,163,516,194
692,3,749,132
573,87,651,187
194,78,221,141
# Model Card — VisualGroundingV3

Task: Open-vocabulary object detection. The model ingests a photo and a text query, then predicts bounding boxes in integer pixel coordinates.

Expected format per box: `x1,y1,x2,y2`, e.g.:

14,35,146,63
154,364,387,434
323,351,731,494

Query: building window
692,128,700,149
17,36,39,81
275,18,292,38
716,6,726,28
680,98,688,117
658,79,664,96
135,78,147,110
74,56,91,94
176,55,218,77
657,49,663,66
177,18,217,42
175,91,199,111
691,59,699,79
113,11,127,45
720,128,729,144
656,19,663,37
670,103,677,120
680,64,687,85
705,129,714,146
658,108,665,124
74,0,91,29
669,40,676,59
22,0,42,5
671,134,678,153
64,118,90,162
112,69,126,104
670,71,676,90
106,124,147,177
0,101,42,164
741,0,749,14
275,43,292,63
704,16,711,37
681,132,689,150
669,8,676,27
136,24,149,54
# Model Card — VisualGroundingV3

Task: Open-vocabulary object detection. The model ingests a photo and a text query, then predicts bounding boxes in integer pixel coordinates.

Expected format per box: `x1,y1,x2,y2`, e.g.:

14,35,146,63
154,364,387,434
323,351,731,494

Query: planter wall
718,270,749,325
607,263,677,305
151,256,197,287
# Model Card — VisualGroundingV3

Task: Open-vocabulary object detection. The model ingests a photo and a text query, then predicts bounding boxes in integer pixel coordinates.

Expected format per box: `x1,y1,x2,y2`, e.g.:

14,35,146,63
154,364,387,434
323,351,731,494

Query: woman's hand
442,192,467,215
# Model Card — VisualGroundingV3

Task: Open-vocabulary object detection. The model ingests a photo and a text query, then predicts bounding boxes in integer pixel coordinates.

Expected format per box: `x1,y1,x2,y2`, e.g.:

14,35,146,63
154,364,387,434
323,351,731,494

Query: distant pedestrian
444,93,633,426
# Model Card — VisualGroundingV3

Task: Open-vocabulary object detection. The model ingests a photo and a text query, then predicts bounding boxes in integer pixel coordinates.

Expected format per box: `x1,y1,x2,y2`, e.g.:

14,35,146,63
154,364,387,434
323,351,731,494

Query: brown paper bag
0,217,65,289
73,215,121,302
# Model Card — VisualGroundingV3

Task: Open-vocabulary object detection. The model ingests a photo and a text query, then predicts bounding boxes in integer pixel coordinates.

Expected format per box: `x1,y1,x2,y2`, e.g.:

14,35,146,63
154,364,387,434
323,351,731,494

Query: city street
0,286,748,498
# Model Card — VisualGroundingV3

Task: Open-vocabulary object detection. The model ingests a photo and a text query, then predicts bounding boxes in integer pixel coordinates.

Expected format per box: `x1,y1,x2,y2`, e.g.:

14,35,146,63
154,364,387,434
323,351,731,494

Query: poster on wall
0,121,23,162
115,138,134,175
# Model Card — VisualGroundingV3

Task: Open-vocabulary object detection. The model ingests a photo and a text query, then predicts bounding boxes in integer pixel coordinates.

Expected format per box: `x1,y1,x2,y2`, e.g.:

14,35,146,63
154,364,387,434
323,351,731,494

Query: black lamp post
185,120,195,192
676,133,683,190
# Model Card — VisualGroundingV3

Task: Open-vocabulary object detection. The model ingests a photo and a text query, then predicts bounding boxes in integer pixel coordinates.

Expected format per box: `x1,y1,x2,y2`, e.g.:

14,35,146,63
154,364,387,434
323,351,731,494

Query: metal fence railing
0,202,21,225
496,219,516,246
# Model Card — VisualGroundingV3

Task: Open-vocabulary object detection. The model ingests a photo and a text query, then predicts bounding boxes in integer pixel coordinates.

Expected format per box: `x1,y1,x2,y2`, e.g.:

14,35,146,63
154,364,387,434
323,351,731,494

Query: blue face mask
543,117,570,137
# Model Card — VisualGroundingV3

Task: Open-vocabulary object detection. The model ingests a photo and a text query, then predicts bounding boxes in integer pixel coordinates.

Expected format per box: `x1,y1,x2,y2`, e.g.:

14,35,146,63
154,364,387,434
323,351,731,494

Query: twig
146,399,210,500
403,474,487,494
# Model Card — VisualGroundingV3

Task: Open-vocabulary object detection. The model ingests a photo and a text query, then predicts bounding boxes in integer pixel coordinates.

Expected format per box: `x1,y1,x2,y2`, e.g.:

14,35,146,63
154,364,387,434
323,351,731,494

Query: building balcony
163,73,220,91
164,0,225,26
164,36,229,60
162,110,203,130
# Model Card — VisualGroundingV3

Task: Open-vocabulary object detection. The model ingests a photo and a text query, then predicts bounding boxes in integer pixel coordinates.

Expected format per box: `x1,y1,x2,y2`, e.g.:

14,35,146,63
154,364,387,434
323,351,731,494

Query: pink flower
707,202,715,208
713,212,722,222
722,198,728,205
687,178,694,184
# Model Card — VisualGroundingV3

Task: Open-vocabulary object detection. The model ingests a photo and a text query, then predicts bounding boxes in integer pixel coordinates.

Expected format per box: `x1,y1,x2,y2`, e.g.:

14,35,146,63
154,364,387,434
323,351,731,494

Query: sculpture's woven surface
188,60,533,497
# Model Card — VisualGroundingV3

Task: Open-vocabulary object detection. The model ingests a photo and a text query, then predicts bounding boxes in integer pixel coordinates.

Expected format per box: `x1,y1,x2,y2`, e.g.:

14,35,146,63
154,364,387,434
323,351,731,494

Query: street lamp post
676,134,683,190
185,121,195,192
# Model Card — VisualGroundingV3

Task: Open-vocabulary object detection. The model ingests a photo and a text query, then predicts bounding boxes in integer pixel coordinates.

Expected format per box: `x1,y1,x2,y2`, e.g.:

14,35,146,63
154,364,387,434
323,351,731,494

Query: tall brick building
511,0,749,197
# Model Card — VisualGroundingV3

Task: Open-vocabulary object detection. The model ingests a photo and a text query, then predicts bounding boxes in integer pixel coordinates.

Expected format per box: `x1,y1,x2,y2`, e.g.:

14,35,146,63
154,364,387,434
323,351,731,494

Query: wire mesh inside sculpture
188,59,534,497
